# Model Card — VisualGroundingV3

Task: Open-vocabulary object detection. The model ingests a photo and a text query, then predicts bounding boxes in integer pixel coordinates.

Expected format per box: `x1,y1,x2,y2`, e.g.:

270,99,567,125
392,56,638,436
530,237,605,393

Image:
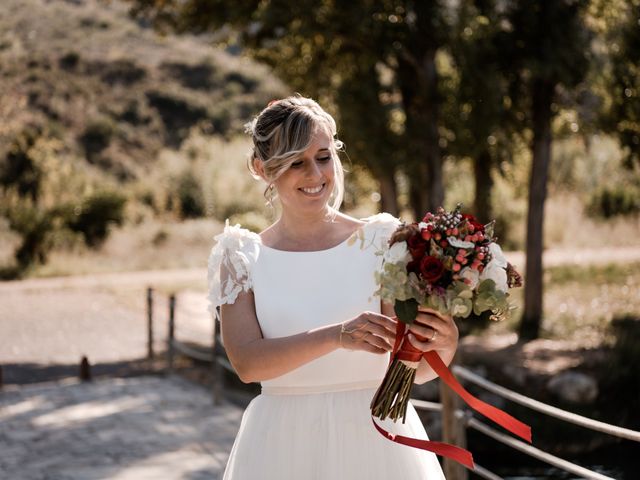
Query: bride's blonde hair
244,94,345,211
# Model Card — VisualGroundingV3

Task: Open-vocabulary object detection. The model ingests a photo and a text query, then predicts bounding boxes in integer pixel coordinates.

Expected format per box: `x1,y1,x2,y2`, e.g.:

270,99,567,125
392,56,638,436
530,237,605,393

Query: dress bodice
207,213,400,391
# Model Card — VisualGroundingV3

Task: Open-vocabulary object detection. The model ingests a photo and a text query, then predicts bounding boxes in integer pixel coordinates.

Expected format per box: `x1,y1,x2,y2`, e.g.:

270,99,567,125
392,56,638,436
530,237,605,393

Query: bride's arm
381,302,459,385
221,290,395,383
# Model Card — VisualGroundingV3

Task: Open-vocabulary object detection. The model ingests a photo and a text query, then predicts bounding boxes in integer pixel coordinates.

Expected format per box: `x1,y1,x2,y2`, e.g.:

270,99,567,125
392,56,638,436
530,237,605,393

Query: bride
208,94,458,479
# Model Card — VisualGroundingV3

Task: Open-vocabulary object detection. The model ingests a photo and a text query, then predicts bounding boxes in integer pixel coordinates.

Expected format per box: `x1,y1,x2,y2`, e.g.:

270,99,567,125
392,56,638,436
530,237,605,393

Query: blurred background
0,0,638,479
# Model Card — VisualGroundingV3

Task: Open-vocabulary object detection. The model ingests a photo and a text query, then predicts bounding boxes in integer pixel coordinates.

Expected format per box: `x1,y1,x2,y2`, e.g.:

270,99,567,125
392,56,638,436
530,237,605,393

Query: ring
430,329,438,341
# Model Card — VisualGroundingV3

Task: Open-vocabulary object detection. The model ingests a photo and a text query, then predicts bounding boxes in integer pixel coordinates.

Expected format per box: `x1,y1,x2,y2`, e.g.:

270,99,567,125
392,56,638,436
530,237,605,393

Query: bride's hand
339,311,397,354
406,308,458,354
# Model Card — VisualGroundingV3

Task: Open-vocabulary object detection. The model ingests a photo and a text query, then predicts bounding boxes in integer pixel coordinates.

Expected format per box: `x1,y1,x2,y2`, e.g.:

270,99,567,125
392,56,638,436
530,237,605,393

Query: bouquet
370,205,529,468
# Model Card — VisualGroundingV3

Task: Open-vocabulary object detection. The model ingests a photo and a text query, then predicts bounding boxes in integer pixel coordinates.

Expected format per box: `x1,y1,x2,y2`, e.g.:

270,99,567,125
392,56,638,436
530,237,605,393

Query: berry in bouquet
370,204,523,423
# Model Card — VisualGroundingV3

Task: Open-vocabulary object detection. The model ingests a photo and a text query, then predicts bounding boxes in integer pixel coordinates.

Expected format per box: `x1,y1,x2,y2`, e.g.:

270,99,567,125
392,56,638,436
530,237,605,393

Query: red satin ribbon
372,320,533,469
372,417,474,469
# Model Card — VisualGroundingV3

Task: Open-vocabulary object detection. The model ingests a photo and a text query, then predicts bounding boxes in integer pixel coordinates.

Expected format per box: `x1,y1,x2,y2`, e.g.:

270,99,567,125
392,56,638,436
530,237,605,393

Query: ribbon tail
372,418,475,469
423,350,532,443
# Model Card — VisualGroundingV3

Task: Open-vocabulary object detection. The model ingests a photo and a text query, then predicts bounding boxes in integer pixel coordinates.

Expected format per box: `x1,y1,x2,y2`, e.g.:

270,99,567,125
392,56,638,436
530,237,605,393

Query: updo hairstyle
244,95,345,210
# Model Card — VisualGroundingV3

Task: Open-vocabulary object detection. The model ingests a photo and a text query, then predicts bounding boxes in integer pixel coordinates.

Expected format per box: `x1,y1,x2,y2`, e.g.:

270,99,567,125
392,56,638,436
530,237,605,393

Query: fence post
147,287,154,360
167,294,176,374
441,353,468,480
79,356,92,382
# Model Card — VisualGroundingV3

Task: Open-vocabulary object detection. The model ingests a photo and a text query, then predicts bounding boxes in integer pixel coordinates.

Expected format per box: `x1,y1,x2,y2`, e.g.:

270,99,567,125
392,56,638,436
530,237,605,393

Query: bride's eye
290,160,304,168
318,156,331,162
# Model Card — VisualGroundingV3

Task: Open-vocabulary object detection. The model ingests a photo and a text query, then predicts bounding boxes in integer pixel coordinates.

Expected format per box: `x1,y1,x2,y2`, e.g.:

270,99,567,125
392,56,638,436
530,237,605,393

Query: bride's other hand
339,312,397,354
407,308,459,354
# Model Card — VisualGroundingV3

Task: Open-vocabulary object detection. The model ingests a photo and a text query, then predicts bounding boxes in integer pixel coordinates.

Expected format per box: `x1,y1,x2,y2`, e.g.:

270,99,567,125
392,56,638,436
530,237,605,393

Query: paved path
0,375,243,480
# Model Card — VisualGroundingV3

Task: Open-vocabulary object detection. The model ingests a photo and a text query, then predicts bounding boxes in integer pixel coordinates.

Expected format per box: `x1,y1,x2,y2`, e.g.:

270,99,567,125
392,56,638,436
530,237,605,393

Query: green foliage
603,1,640,168
62,191,127,247
80,117,116,158
588,184,640,218
604,315,640,413
59,51,80,70
3,201,55,272
0,127,45,202
175,170,205,219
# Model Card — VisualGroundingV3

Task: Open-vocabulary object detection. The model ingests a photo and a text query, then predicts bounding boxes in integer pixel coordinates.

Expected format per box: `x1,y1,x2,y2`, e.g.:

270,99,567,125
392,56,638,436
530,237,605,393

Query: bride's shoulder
212,219,262,246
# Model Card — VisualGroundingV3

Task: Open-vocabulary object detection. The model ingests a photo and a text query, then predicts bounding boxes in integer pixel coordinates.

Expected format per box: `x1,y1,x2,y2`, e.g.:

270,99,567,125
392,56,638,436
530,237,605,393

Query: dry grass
486,261,640,345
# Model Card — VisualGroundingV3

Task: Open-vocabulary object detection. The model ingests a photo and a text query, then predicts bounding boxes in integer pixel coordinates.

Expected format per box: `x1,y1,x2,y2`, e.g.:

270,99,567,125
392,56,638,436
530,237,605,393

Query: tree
128,0,454,218
601,0,640,169
446,0,513,224
499,1,592,340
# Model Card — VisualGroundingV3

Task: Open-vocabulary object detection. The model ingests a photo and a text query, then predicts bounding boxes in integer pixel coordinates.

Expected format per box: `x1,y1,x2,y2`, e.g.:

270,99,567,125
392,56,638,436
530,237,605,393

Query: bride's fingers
407,333,434,352
366,312,397,334
414,312,447,330
408,323,436,341
362,323,396,343
363,332,393,351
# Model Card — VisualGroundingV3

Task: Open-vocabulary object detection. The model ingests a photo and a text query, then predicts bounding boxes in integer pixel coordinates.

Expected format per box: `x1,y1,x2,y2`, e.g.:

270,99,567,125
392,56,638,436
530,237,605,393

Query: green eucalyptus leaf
395,298,418,325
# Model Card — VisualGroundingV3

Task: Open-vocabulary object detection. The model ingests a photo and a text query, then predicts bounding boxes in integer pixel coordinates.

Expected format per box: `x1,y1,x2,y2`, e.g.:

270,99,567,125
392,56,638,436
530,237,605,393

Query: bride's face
273,128,334,214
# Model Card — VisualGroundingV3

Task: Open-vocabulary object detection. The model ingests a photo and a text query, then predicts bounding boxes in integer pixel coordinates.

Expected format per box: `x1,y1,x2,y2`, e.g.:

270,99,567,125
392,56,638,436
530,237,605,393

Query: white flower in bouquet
459,266,480,289
383,241,410,264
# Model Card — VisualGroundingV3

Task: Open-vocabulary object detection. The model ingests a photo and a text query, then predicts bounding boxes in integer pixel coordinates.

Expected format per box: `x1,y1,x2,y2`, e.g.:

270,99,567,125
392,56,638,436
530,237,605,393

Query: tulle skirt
222,382,445,480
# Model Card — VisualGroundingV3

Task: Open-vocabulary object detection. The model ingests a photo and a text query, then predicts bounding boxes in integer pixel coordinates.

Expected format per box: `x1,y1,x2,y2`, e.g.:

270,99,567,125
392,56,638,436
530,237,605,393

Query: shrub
588,184,640,218
59,51,80,70
64,191,127,247
176,170,205,219
4,202,55,271
160,61,218,90
100,59,147,85
80,118,116,159
0,127,44,202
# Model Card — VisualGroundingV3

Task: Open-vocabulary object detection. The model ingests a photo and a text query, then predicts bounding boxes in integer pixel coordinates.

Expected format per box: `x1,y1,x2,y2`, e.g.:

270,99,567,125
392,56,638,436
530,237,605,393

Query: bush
176,170,205,219
0,127,44,202
59,51,80,70
80,118,116,159
588,184,640,218
64,191,127,247
4,202,55,271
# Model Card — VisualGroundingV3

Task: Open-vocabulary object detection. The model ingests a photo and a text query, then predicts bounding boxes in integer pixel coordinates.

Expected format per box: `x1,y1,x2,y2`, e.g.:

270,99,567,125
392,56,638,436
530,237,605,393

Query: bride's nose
304,160,323,179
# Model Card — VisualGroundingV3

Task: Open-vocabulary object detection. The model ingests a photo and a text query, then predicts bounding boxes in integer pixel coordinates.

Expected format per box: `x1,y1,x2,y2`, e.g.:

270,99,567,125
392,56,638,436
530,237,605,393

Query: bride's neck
276,207,338,242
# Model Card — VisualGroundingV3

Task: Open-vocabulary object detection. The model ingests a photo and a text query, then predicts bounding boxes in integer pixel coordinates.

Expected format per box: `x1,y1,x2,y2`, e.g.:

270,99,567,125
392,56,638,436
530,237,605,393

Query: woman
208,95,458,479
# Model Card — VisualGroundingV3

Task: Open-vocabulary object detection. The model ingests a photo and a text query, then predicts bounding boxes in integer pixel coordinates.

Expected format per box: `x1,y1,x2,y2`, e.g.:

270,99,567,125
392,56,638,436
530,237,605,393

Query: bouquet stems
370,358,418,423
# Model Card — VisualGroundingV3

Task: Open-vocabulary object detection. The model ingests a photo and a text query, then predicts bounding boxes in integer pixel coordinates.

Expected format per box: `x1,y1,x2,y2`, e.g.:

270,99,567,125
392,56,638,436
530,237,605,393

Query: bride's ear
253,157,268,182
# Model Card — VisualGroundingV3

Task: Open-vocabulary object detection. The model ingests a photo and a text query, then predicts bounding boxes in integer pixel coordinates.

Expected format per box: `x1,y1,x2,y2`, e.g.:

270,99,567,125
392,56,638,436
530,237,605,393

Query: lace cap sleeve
207,220,261,314
360,212,402,251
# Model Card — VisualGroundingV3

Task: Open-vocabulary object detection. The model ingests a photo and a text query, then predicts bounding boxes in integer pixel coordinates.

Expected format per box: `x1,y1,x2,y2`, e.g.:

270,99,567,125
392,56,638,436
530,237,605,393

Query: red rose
407,233,427,260
419,255,445,283
462,213,484,233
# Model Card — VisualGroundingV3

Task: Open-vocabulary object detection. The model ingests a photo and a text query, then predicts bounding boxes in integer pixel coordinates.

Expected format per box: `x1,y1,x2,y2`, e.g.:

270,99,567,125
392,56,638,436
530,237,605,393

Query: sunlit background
1,0,638,478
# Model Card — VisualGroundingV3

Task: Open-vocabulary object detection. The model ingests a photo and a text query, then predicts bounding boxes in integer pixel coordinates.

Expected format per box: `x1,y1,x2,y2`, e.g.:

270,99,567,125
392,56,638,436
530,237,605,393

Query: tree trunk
398,48,443,220
378,170,399,216
519,78,555,341
473,148,493,224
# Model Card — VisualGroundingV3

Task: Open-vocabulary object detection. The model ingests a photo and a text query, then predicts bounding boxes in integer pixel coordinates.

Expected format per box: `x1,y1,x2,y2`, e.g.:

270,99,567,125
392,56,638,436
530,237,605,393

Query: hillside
0,0,285,180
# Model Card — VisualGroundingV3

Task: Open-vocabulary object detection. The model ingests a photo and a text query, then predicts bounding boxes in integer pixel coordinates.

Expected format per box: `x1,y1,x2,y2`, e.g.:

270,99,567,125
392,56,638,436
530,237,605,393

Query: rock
547,371,598,404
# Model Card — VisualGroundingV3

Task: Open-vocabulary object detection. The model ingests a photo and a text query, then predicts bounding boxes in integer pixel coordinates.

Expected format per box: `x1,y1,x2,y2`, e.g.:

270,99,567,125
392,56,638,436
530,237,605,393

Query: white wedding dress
208,213,445,480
